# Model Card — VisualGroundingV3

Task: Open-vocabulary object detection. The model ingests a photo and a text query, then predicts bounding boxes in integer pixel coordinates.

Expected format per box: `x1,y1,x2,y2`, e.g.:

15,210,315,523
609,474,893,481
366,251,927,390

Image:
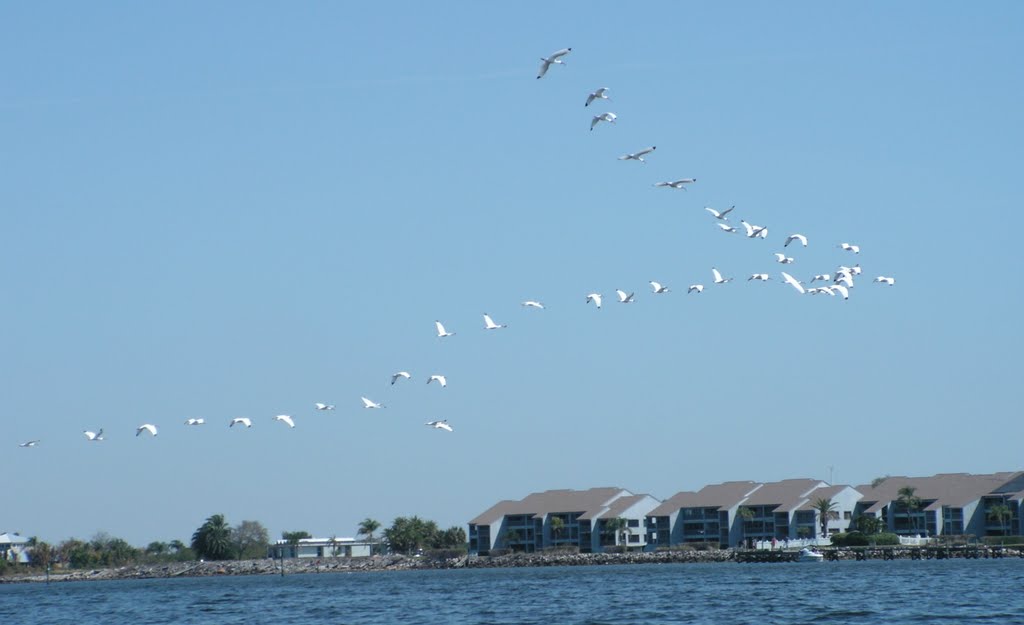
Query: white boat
796,547,824,562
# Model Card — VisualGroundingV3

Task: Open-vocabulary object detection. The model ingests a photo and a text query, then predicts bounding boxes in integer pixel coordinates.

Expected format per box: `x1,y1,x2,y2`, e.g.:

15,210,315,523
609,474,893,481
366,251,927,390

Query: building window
627,519,639,528
844,511,852,520
629,535,640,543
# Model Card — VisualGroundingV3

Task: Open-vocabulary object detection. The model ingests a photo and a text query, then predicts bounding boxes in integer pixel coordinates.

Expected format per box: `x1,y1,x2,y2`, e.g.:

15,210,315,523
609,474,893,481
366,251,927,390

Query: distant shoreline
3,546,1021,584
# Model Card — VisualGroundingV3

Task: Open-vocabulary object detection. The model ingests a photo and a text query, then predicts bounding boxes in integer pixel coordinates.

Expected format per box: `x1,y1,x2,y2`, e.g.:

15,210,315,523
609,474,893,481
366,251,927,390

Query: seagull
19,440,40,447
717,223,738,234
615,289,635,303
136,424,158,437
590,112,617,131
618,146,656,163
649,281,670,294
688,284,704,294
748,273,771,282
774,253,795,264
483,313,507,330
874,276,896,286
83,429,104,441
784,234,808,248
705,206,735,220
741,221,768,239
833,284,850,300
230,417,252,428
834,272,855,288
712,268,733,284
274,415,295,428
521,300,545,309
781,271,806,294
361,397,385,409
314,403,335,411
184,418,205,426
850,264,863,276
839,243,860,254
425,420,454,432
811,274,831,283
391,371,412,385
586,293,602,309
537,47,571,79
435,320,455,338
654,178,696,190
427,374,448,388
585,87,610,107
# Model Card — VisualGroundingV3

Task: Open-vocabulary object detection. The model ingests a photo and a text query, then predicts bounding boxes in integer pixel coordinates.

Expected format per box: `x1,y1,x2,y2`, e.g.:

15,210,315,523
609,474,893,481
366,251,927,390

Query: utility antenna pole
828,465,835,485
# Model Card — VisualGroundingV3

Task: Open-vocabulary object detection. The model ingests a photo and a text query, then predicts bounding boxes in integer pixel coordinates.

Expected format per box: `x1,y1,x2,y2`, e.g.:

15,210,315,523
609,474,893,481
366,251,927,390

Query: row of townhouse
467,471,1024,555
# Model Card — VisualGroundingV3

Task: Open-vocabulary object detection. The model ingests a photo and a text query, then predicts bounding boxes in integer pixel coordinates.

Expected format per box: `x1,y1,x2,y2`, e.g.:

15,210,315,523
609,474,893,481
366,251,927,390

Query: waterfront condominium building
645,479,862,549
853,471,1024,538
467,487,661,555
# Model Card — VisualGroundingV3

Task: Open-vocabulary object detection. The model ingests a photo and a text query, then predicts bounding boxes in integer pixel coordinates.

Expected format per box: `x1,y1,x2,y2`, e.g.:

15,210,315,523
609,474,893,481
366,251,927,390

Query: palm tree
358,518,381,555
855,514,882,535
987,503,1012,542
549,516,565,545
811,497,839,541
603,517,629,552
897,486,923,535
737,507,755,548
871,475,891,488
191,514,233,560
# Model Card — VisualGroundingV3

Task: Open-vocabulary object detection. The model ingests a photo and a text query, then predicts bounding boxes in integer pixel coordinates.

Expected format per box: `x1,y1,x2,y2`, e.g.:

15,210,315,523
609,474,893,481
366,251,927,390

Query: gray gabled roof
855,472,1024,510
469,487,629,525
795,485,851,511
647,481,759,517
743,478,826,512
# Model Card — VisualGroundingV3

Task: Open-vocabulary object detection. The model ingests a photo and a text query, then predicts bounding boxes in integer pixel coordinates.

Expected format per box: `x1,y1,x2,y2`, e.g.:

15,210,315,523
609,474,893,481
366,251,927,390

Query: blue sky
3,2,1022,546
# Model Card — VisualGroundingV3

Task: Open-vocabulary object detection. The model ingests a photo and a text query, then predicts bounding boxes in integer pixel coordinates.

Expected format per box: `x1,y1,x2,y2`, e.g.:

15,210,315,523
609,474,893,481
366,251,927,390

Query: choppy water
2,559,1023,625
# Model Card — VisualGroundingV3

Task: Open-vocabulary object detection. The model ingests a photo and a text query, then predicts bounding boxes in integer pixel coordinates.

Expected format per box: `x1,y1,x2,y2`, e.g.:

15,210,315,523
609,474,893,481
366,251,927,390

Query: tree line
5,514,466,572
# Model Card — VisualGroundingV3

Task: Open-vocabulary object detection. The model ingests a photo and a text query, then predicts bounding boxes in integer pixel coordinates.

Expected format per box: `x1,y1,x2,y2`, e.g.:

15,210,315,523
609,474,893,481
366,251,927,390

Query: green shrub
982,535,1024,546
832,532,900,547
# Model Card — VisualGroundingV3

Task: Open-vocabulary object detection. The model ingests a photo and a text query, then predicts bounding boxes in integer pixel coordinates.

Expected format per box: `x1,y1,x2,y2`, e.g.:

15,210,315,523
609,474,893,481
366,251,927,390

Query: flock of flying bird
16,47,896,450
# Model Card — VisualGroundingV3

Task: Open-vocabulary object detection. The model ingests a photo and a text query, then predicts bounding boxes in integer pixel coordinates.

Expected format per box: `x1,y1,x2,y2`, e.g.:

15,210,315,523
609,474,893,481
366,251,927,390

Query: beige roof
647,481,758,517
744,478,825,512
579,494,654,520
855,472,1024,510
469,487,628,525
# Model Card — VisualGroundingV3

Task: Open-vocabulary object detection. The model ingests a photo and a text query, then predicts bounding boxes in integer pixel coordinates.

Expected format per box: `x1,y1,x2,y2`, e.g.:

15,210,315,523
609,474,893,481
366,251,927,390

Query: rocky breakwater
467,549,735,568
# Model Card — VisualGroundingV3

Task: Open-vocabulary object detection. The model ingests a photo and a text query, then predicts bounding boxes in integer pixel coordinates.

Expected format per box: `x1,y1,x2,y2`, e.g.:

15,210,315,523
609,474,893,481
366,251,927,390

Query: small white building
268,537,372,559
0,532,31,564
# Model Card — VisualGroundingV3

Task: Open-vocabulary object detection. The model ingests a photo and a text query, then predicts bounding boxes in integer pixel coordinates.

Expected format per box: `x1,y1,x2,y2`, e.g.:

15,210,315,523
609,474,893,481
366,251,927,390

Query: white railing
898,535,934,546
752,537,830,550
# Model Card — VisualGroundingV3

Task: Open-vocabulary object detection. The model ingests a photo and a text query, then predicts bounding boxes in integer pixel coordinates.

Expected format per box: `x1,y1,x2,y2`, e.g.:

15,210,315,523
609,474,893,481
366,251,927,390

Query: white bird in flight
717,223,738,234
483,313,507,330
874,276,896,286
615,289,635,304
19,440,40,448
83,429,104,441
136,424,158,437
427,374,448,388
230,417,252,428
590,112,617,131
521,300,545,309
774,253,795,264
781,271,806,294
426,420,454,432
618,146,656,163
808,286,836,296
811,274,831,283
748,273,771,282
784,234,808,248
537,47,571,79
688,284,704,294
435,320,455,338
712,268,732,284
705,206,734,220
274,415,295,428
391,371,412,385
741,221,769,239
654,178,696,190
361,397,385,409
833,284,850,300
314,403,335,411
184,418,205,426
585,87,610,107
586,293,603,309
839,242,861,254
649,281,670,294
